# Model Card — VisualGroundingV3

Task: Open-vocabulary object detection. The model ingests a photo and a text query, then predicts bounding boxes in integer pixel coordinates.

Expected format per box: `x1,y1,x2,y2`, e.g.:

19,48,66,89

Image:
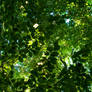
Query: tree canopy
0,0,92,92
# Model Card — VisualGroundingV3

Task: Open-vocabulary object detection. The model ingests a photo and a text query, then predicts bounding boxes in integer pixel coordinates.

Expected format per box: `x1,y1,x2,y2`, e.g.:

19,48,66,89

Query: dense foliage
0,0,92,92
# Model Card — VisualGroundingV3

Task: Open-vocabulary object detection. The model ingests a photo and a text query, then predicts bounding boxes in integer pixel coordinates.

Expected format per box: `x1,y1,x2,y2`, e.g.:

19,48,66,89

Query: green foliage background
0,0,92,92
